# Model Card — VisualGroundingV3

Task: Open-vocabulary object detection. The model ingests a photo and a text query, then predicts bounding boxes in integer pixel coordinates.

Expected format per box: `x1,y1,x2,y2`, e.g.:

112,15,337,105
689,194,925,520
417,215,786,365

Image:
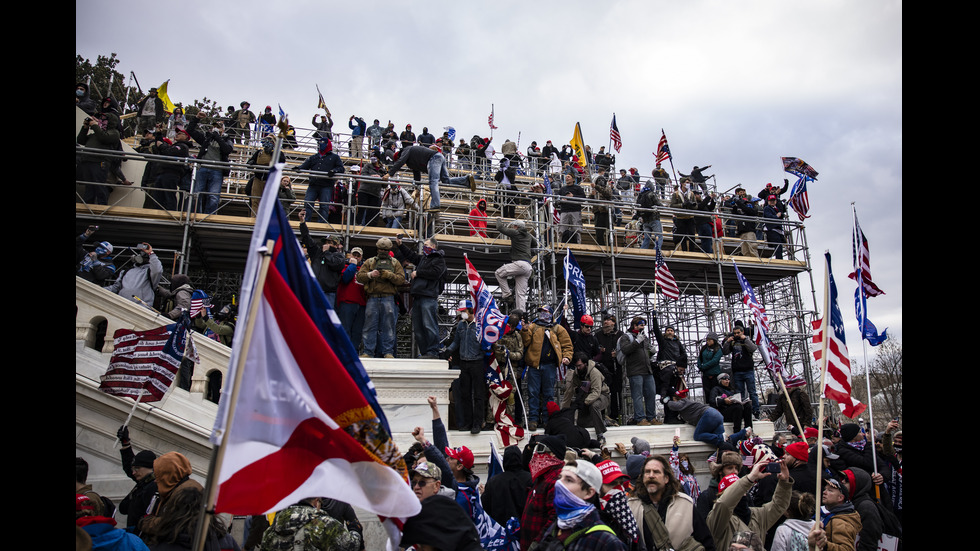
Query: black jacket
119,446,158,529
481,446,532,527
398,244,446,299
299,222,345,293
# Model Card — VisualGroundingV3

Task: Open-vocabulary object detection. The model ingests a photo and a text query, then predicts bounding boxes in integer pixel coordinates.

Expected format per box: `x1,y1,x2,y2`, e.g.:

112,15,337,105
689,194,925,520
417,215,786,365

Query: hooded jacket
481,446,531,527
847,468,884,551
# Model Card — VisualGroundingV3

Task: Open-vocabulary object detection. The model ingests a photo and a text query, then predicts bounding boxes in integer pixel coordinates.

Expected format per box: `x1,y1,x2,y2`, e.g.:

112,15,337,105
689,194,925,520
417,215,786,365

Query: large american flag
100,316,194,402
655,130,671,164
610,114,622,153
488,105,498,130
733,262,785,378
848,209,885,297
812,252,866,418
655,245,680,299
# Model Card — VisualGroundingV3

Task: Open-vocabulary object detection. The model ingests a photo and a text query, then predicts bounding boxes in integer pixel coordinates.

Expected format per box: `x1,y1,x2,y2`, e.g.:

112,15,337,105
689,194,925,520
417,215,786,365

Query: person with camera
298,209,346,308
723,324,761,419
186,111,234,215
560,351,612,446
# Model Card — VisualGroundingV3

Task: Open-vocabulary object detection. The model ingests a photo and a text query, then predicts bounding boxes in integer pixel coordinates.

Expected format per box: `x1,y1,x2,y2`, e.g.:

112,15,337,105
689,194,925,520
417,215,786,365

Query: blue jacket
447,319,483,361
349,116,366,136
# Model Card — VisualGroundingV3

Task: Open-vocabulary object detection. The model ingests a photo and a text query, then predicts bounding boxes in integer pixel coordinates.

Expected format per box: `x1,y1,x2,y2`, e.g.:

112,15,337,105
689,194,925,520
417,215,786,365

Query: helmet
580,315,594,326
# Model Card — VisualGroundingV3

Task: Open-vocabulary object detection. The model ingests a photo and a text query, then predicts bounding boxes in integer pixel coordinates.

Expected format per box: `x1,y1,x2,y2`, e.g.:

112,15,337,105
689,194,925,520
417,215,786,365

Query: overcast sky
77,0,902,360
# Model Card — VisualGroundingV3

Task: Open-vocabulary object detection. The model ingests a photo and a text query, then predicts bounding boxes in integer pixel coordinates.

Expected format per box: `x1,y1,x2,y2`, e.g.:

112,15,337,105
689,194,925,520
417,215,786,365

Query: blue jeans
363,296,396,357
527,364,558,424
304,184,334,224
732,370,760,416
427,152,469,208
693,407,726,447
336,301,365,353
641,219,664,250
194,167,224,214
411,296,440,357
386,216,405,229
697,221,714,254
629,374,659,422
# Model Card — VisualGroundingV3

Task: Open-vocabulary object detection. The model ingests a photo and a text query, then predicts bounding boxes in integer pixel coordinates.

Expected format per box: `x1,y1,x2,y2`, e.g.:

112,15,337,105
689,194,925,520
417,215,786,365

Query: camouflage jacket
259,504,361,551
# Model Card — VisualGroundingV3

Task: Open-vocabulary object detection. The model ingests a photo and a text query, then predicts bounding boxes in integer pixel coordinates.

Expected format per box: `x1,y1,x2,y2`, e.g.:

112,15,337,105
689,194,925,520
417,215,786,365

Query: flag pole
191,238,276,551
774,371,806,439
852,203,881,499
506,354,529,431
192,137,285,551
813,251,832,523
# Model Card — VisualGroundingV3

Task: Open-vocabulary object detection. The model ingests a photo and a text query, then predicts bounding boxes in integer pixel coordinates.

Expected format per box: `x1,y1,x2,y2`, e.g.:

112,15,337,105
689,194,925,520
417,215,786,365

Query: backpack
615,335,627,367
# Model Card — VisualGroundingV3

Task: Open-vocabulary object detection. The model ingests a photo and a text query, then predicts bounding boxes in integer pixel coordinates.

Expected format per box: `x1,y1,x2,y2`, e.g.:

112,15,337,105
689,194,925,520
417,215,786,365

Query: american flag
610,114,622,153
848,209,885,297
655,244,680,299
787,176,811,221
655,130,671,164
190,289,209,318
733,262,785,378
488,105,498,130
99,316,194,403
812,252,866,418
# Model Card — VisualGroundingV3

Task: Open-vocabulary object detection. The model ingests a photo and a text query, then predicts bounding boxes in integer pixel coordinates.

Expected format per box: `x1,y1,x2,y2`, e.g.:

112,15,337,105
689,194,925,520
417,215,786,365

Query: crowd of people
77,83,795,261
76,402,902,551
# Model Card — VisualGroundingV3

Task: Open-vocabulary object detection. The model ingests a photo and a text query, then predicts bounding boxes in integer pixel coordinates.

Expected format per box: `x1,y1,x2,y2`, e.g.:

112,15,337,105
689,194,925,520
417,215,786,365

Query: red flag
210,163,419,537
100,318,194,403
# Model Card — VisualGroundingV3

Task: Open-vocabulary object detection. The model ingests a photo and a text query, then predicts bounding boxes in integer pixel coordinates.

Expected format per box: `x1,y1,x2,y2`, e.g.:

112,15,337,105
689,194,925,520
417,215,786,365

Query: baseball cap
444,446,474,470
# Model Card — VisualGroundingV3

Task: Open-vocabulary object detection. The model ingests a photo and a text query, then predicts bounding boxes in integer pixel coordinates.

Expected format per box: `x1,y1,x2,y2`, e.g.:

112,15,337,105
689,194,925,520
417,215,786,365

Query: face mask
529,453,564,480
478,204,486,212
553,479,595,529
76,89,85,97
422,246,434,255
538,312,552,323
459,312,469,320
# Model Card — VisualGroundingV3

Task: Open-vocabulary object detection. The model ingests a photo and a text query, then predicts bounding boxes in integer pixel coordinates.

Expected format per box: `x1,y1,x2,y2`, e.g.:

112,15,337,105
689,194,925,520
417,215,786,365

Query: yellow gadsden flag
156,80,177,114
570,122,587,168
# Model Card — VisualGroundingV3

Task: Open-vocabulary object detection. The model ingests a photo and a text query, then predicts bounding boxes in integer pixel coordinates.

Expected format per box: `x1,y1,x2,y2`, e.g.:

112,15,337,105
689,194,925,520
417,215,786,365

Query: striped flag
655,244,680,299
655,130,671,164
787,176,811,221
733,262,785,378
812,252,866,418
847,210,885,297
209,162,419,544
316,85,327,109
465,255,525,446
610,114,622,153
100,316,193,402
488,105,498,129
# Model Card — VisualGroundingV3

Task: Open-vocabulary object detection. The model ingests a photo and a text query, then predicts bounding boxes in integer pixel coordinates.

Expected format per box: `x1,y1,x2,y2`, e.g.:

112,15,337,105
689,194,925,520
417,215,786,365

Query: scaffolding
76,123,819,423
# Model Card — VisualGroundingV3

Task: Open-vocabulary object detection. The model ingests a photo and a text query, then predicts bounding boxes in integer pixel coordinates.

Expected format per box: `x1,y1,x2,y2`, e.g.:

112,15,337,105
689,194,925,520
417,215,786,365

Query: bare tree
846,339,902,431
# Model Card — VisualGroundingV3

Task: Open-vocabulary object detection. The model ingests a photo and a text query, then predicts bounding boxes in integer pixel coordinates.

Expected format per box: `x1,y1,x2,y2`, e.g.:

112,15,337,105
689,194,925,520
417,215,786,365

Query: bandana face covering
529,453,564,480
554,479,596,529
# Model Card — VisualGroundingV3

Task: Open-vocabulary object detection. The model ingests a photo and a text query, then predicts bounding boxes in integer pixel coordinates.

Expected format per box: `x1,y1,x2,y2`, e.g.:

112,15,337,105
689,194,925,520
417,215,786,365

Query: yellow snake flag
156,80,177,114
570,122,587,168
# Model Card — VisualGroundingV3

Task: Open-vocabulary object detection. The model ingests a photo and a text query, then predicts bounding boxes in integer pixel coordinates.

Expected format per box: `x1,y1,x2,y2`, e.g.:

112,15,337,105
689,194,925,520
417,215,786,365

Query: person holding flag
444,300,488,434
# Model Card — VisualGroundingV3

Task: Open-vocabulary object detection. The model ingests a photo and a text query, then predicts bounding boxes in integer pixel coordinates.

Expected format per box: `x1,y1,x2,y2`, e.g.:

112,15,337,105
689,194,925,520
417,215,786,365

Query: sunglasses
412,478,430,488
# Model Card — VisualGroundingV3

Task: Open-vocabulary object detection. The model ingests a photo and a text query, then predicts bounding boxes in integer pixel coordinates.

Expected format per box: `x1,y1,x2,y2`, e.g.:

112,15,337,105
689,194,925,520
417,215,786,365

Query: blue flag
563,250,587,329
854,268,888,346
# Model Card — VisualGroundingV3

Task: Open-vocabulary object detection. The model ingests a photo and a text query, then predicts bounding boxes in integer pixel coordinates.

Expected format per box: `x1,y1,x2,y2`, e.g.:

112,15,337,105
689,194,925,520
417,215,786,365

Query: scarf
554,479,596,530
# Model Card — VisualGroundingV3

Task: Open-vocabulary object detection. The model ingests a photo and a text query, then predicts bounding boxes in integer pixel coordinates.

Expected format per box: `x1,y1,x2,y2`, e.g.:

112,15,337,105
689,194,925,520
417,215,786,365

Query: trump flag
209,162,419,527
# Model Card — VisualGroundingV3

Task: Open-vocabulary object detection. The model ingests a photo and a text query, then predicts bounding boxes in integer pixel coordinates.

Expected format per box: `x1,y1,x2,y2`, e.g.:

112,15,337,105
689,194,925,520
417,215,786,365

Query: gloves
117,425,130,446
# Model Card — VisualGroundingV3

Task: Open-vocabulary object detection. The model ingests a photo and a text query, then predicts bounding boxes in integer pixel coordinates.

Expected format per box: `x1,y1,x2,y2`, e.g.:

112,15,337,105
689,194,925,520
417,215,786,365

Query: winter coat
617,331,654,378
521,321,573,368
481,446,531,528
705,475,793,551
